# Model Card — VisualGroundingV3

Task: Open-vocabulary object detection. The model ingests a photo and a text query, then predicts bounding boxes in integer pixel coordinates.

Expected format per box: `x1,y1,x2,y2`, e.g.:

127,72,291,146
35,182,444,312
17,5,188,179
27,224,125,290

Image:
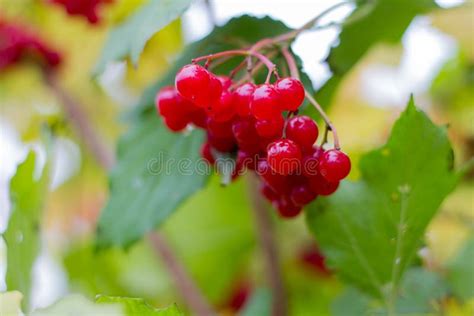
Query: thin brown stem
43,70,114,169
248,175,287,316
148,233,215,316
305,91,340,149
280,46,299,80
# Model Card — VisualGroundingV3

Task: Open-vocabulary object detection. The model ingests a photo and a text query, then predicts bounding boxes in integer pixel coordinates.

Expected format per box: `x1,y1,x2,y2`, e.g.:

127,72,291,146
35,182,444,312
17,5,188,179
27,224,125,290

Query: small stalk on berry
304,91,340,150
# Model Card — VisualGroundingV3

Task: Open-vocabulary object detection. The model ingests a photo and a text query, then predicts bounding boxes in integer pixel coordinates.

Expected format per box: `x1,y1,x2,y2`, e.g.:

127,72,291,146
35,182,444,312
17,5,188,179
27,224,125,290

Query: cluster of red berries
0,19,62,72
48,0,112,24
155,63,351,218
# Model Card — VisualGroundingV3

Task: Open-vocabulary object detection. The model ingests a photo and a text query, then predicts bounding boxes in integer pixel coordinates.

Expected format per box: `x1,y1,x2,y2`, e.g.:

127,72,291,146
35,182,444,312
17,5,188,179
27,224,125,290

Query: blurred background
0,0,473,314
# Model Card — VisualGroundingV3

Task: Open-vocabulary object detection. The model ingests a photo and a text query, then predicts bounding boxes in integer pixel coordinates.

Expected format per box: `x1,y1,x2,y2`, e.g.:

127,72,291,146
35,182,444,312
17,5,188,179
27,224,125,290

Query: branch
248,175,287,316
148,232,215,316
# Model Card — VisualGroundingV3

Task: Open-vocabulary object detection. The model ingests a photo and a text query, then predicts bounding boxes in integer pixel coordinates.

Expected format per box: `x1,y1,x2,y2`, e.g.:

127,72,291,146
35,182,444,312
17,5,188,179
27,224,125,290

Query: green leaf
94,0,192,74
0,291,23,316
331,287,372,316
96,296,182,316
3,151,48,310
31,295,123,316
395,268,448,313
96,117,207,248
98,15,310,249
317,0,438,107
240,288,272,316
446,235,474,300
306,98,459,301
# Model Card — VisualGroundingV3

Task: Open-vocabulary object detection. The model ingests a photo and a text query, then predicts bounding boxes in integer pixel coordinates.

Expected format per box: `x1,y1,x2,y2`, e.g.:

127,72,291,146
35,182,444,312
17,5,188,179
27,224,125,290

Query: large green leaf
97,15,311,248
94,0,192,74
3,151,48,310
446,235,474,300
317,0,438,107
306,98,459,302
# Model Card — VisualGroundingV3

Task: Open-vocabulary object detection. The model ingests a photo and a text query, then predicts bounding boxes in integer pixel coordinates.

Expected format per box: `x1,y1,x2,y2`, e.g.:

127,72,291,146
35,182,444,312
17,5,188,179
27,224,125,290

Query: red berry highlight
286,116,319,151
319,149,351,182
275,77,305,111
267,139,302,176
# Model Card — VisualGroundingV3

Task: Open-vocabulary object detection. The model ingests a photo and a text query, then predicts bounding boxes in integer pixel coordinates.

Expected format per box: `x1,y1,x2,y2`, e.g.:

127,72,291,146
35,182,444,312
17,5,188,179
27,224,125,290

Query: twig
248,175,287,316
42,69,215,316
280,46,299,80
42,70,114,169
305,91,340,149
148,233,215,316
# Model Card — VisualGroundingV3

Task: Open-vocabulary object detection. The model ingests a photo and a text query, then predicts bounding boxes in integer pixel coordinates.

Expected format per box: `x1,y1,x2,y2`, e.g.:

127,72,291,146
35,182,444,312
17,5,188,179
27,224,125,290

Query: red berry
201,142,215,164
217,76,232,90
176,64,222,107
189,109,208,129
275,77,305,111
257,159,290,194
232,117,261,154
260,183,278,201
208,90,235,122
234,83,256,117
319,149,351,182
155,86,197,117
301,146,324,177
163,115,189,132
308,174,339,196
207,133,236,153
290,183,317,206
250,84,281,120
267,139,302,175
286,116,319,150
274,196,302,218
207,117,234,138
255,115,284,138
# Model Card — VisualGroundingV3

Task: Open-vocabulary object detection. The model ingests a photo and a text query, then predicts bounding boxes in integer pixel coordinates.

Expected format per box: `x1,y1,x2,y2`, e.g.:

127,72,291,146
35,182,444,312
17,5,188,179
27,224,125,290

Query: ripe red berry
208,90,235,122
257,159,289,194
234,83,256,117
301,146,324,177
255,115,284,138
250,84,281,120
189,109,207,128
274,196,302,218
275,77,305,111
267,139,302,175
319,149,351,182
308,174,339,196
207,117,234,138
290,183,317,206
260,183,279,201
201,142,215,164
207,133,236,153
175,64,222,107
286,116,319,150
155,86,197,118
232,117,261,154
217,76,232,90
163,115,189,132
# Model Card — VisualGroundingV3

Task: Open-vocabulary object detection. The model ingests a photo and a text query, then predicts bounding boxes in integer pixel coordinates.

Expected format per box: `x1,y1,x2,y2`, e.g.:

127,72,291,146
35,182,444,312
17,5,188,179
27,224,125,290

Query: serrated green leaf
94,0,192,74
98,15,311,249
317,0,438,107
306,98,459,302
96,296,182,316
447,235,474,300
3,151,48,310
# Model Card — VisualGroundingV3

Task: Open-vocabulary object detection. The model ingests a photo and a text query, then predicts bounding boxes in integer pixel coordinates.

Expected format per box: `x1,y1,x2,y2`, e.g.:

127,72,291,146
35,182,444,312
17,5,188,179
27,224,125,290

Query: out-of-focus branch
248,175,288,316
148,232,215,316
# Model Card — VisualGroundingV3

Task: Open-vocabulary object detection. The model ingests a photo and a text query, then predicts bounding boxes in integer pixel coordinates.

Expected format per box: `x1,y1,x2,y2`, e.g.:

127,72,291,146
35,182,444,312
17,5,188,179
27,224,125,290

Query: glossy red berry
163,115,189,132
208,133,236,153
301,146,324,177
250,84,281,120
286,116,319,150
234,83,256,117
260,183,279,201
255,115,284,138
267,139,302,175
290,183,317,206
275,77,305,111
257,159,289,194
175,64,222,107
208,90,235,122
189,109,207,129
308,174,339,196
217,76,232,90
207,117,234,138
155,86,197,118
319,149,351,182
201,142,215,164
274,196,302,218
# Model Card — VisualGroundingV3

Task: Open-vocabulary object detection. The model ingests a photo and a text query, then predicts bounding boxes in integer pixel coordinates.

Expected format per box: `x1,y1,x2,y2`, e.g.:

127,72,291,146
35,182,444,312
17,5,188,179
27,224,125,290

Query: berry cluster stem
304,91,340,149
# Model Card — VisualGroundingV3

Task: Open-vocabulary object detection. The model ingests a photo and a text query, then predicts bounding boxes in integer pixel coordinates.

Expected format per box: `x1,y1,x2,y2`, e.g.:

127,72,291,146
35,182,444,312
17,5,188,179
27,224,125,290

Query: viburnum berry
257,159,289,194
275,77,305,111
201,142,215,164
250,84,281,120
208,89,235,122
290,183,317,206
274,196,302,218
260,183,279,201
266,139,302,176
207,117,235,139
207,133,236,153
301,146,324,177
163,115,189,132
175,64,222,108
318,149,351,182
308,174,339,196
255,115,284,138
286,116,319,151
234,83,256,117
48,0,112,24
